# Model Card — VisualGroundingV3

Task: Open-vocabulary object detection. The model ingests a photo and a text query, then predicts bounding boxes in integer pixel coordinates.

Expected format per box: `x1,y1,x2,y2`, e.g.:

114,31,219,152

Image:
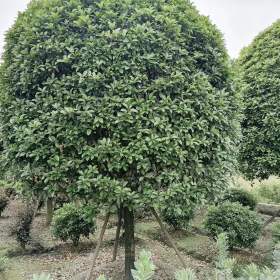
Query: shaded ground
0,198,277,280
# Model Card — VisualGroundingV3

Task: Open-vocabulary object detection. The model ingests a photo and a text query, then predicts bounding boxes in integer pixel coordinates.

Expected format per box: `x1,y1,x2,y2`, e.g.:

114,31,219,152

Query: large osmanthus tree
237,20,280,180
0,0,239,278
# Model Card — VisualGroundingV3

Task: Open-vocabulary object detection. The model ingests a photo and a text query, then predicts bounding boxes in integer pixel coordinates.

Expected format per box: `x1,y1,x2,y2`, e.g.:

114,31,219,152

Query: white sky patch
192,0,280,57
0,0,280,58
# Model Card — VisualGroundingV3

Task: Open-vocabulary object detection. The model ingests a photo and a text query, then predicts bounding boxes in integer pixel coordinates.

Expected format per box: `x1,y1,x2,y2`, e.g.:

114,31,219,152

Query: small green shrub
0,195,8,217
12,205,34,249
175,269,197,280
161,206,194,230
161,191,196,230
97,239,280,280
97,276,108,280
222,188,257,210
204,202,261,248
131,250,156,280
51,203,96,246
32,273,53,280
0,255,8,272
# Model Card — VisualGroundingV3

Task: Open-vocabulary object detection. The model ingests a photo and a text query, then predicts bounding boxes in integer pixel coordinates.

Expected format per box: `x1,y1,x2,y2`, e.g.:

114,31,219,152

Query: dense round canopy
0,0,239,208
238,20,280,180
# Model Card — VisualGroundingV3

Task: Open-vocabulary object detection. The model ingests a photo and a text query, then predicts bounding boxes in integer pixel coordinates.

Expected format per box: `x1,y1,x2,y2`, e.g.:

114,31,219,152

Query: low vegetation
161,192,195,230
97,234,280,280
0,254,8,272
32,274,53,280
253,181,280,204
222,188,257,210
11,203,34,249
51,203,96,247
204,202,261,248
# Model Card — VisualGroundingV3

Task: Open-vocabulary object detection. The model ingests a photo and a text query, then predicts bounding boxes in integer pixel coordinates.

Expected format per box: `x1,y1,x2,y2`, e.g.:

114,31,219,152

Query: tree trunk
112,206,123,261
124,206,135,280
46,198,54,226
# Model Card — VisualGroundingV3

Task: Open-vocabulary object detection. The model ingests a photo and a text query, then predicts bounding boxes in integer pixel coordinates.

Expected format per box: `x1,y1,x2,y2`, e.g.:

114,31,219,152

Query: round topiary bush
222,188,257,210
51,203,96,246
160,189,196,230
161,207,194,230
237,20,280,180
205,202,261,248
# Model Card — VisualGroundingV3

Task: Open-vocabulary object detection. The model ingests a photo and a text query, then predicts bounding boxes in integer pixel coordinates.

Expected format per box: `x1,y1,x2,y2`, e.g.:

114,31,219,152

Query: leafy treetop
238,20,280,180
0,0,239,208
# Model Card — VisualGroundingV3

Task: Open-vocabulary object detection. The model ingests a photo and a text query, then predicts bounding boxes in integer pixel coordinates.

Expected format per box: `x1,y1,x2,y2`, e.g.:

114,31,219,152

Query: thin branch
151,207,187,268
86,211,111,280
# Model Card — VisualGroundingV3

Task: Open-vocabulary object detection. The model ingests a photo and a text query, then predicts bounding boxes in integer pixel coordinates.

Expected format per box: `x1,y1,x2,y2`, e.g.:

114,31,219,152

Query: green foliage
31,273,53,280
0,180,17,198
252,181,280,204
237,20,280,180
205,202,261,248
13,205,34,249
0,0,239,212
175,269,197,280
222,188,257,210
215,233,231,269
97,238,280,280
0,255,8,272
272,223,280,244
214,233,235,280
51,203,96,246
0,194,8,217
160,189,195,229
131,250,156,280
97,276,109,280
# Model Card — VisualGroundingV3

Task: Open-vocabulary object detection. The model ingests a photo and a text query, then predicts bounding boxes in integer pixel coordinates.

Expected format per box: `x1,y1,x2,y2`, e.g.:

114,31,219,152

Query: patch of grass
135,222,160,238
252,180,280,204
176,234,216,262
234,176,280,204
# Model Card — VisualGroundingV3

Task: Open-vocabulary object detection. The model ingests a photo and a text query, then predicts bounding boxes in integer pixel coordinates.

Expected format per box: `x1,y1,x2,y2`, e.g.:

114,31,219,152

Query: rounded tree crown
0,0,238,207
238,20,280,179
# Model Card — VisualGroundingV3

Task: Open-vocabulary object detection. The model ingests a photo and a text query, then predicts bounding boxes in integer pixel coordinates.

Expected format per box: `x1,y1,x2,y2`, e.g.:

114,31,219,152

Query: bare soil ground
0,199,210,280
0,198,276,280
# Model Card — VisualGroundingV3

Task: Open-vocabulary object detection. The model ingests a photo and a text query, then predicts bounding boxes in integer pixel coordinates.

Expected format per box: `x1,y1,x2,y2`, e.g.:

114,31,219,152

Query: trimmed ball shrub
0,195,8,217
51,203,96,246
222,188,257,210
237,20,280,180
160,189,196,230
205,202,261,248
161,207,194,230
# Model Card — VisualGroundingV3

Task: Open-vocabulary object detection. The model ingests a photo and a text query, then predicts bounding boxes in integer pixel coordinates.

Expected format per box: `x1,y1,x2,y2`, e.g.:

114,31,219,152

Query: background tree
0,0,239,278
237,20,280,180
